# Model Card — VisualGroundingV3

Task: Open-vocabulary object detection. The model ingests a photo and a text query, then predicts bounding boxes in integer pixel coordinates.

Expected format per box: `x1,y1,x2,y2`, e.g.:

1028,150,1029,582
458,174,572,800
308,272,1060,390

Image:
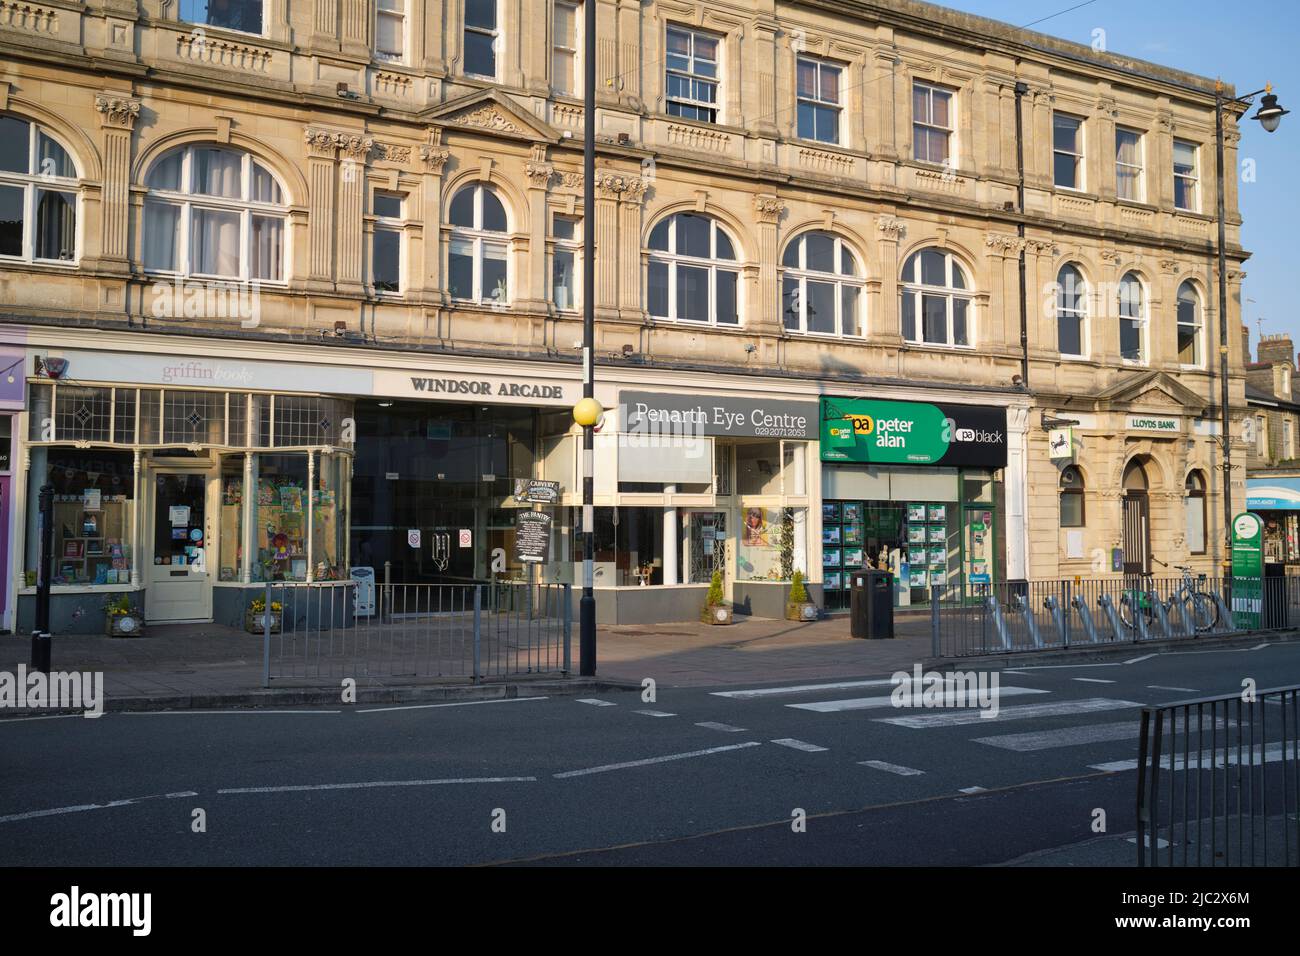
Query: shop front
1247,475,1300,569
819,397,1009,609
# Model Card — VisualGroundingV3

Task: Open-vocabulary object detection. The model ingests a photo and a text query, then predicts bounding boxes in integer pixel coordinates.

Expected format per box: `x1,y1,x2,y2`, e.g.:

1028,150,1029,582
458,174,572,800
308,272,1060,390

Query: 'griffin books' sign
820,398,1008,468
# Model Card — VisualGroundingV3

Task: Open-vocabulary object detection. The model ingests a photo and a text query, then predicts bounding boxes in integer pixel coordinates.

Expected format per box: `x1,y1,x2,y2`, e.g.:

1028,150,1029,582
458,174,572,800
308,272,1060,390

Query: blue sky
941,0,1300,361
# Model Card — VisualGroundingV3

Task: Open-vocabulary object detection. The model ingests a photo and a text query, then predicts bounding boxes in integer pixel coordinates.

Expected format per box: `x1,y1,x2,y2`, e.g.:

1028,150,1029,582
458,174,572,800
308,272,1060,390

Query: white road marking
1072,678,1116,684
876,697,1144,728
711,679,896,700
553,742,761,778
788,686,1047,713
1124,654,1157,664
0,713,84,724
576,698,617,707
694,721,746,732
356,697,548,714
219,777,537,794
633,709,676,718
124,709,342,716
1147,685,1198,693
1000,662,1124,671
973,721,1141,752
1091,740,1299,773
1253,643,1271,650
858,760,924,776
0,790,196,825
770,738,828,752
958,787,988,794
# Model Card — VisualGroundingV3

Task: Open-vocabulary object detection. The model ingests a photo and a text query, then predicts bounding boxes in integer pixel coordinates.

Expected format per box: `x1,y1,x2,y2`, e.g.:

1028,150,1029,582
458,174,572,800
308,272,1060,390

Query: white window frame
646,214,740,326
1116,126,1145,202
552,0,582,96
1055,264,1088,359
1173,139,1200,212
1176,281,1204,369
1286,418,1296,460
464,0,500,79
899,249,973,349
1052,112,1085,191
796,56,843,146
371,191,405,297
780,232,863,337
375,0,407,65
0,118,81,266
1118,272,1148,365
665,25,720,124
448,184,510,305
143,145,288,284
912,81,954,166
177,0,266,38
550,213,581,312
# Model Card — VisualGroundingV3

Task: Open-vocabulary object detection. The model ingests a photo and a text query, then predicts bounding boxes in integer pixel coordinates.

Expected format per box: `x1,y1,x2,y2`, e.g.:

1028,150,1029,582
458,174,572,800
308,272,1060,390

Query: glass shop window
36,449,135,585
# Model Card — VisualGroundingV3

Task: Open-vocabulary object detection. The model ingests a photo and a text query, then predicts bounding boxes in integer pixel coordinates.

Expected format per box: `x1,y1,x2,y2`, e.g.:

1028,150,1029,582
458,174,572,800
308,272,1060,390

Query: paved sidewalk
0,614,933,710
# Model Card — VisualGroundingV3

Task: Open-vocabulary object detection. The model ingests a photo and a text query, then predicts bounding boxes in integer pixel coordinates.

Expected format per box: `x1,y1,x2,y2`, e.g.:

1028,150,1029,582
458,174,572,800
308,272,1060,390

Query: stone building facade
0,0,1252,630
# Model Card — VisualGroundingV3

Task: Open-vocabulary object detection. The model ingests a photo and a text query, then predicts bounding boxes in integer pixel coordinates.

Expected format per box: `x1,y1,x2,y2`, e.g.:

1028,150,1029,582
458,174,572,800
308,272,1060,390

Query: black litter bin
1263,562,1289,629
850,569,894,639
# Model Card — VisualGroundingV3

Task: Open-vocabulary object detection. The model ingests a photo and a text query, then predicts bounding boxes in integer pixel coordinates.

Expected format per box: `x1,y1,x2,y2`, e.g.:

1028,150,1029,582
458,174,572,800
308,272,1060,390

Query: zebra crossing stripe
634,710,676,718
711,679,896,700
576,699,617,707
858,760,924,776
973,721,1140,752
771,738,828,752
875,697,1144,728
695,721,747,733
788,686,1046,713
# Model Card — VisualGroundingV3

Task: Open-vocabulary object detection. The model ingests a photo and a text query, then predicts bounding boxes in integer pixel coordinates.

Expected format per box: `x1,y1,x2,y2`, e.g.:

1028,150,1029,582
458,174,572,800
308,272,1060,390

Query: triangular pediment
1091,370,1208,415
422,90,559,143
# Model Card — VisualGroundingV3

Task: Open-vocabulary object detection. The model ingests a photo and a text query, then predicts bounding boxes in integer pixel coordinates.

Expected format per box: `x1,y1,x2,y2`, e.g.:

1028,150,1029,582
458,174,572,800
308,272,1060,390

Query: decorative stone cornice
753,195,785,224
94,94,141,129
370,142,411,165
876,215,905,239
985,233,1021,254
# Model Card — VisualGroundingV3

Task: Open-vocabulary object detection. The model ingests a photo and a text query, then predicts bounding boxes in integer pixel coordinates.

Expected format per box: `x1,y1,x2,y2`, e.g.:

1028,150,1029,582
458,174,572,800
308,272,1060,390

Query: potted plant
105,593,144,638
785,570,819,622
245,596,283,634
701,569,732,625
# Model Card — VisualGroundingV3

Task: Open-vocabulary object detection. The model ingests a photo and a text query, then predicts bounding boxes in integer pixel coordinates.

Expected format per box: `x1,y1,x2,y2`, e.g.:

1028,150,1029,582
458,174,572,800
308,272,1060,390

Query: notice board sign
514,511,552,565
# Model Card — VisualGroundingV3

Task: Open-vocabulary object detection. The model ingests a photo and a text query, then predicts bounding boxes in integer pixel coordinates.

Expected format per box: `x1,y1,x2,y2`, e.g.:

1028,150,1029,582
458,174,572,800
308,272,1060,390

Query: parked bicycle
1119,565,1219,633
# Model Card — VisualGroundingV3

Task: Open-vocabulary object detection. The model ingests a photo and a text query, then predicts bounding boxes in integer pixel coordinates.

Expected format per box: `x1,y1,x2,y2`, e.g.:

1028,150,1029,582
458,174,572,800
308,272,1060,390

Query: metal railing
1137,685,1300,866
258,580,571,687
930,574,1300,659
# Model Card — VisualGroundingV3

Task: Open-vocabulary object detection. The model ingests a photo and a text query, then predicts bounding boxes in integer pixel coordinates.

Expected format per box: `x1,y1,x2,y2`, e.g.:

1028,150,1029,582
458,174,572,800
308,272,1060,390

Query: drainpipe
1014,80,1029,389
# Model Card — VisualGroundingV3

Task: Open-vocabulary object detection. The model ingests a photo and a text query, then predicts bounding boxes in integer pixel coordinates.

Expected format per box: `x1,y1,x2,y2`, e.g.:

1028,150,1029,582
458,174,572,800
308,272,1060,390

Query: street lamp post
1215,82,1286,575
577,0,598,676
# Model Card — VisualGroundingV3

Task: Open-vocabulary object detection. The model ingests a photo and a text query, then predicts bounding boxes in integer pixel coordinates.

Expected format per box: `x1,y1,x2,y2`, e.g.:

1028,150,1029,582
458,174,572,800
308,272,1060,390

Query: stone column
1005,406,1031,580
592,172,625,318
752,194,785,335
341,0,368,57
93,93,140,273
304,128,340,291
874,215,905,344
523,152,553,311
419,131,451,302
618,178,647,319
1094,94,1118,203
336,133,373,296
983,234,1019,349
750,17,778,139
311,0,339,51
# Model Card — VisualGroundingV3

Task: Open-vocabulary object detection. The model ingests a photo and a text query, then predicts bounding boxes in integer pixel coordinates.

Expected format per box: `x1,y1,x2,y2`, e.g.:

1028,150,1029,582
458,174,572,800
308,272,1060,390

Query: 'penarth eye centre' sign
820,397,1008,468
621,391,818,439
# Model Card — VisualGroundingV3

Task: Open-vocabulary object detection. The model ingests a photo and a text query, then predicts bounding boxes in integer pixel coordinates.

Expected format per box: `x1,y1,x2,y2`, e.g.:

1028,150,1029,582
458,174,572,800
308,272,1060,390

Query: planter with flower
785,570,819,622
700,569,732,625
245,596,283,634
105,593,144,638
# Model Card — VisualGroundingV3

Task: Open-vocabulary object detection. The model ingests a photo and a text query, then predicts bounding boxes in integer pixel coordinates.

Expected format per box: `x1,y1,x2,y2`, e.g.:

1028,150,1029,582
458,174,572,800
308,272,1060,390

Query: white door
146,471,215,622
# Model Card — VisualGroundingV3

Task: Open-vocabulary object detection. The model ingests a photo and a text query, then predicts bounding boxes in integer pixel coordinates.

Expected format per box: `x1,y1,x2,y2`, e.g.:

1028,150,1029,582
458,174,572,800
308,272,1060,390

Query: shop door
685,511,728,585
1122,493,1150,575
146,472,214,622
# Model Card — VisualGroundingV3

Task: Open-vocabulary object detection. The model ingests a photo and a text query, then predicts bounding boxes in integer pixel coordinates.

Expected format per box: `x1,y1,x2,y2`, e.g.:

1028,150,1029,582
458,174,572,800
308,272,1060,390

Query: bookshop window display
35,449,136,586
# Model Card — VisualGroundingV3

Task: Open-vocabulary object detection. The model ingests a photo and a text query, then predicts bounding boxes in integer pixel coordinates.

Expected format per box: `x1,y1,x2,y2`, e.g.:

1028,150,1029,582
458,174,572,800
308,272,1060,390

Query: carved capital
94,94,141,129
524,162,554,189
305,127,340,159
593,171,646,201
876,215,905,240
419,145,451,173
753,195,786,225
304,128,373,160
985,233,1022,254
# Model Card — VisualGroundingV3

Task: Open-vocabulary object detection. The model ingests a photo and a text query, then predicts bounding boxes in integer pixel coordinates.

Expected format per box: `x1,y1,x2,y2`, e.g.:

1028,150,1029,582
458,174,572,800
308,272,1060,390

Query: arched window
647,213,738,325
781,231,862,336
0,115,79,263
900,247,971,347
1056,263,1087,358
1123,459,1148,492
1060,465,1084,528
1118,272,1146,363
1185,471,1206,554
1177,281,1203,367
447,183,509,304
144,145,287,281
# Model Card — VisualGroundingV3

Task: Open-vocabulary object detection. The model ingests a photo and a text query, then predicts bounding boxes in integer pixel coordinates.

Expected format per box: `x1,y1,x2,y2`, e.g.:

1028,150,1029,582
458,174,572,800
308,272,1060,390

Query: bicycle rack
1012,593,1044,649
1213,590,1235,633
1118,591,1151,641
1097,593,1124,641
1149,591,1174,640
1043,594,1069,647
1072,593,1101,643
986,595,1011,651
1172,595,1197,638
